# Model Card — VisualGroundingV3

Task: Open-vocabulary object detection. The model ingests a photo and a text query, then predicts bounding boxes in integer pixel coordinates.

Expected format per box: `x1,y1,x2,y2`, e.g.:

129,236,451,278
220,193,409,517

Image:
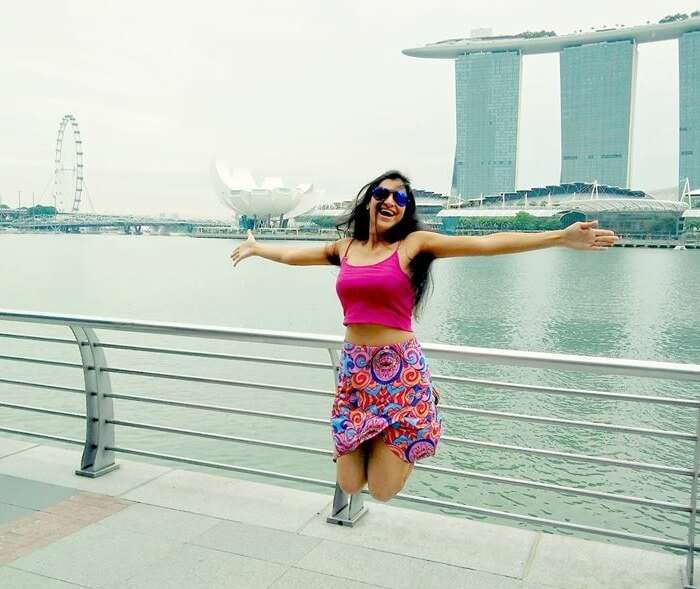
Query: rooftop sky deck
403,17,700,58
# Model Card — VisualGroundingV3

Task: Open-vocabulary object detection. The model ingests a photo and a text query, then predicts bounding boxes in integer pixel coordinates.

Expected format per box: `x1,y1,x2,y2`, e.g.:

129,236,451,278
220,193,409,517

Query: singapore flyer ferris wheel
52,114,84,213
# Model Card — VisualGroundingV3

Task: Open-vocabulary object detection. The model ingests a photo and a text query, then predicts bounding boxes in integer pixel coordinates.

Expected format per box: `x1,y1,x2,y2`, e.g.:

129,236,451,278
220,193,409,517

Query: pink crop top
335,239,415,332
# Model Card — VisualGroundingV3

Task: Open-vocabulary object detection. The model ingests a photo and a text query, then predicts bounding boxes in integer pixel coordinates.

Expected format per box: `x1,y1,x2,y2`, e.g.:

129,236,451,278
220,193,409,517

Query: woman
230,170,619,503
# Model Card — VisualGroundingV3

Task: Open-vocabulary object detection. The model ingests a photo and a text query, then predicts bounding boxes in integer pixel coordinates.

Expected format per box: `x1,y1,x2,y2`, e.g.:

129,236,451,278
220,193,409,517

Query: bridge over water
0,213,231,235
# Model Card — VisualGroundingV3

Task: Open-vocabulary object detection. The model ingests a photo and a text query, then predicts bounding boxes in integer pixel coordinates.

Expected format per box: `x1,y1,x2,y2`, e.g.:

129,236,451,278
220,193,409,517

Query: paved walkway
0,437,687,588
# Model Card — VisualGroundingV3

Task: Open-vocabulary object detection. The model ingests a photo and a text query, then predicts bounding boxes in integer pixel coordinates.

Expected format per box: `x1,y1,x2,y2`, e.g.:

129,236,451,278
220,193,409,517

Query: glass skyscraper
679,31,700,190
560,40,636,188
452,51,521,198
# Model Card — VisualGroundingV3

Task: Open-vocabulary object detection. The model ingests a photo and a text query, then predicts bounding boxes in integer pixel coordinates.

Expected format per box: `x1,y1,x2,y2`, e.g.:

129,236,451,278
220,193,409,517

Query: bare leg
336,443,368,495
366,435,413,502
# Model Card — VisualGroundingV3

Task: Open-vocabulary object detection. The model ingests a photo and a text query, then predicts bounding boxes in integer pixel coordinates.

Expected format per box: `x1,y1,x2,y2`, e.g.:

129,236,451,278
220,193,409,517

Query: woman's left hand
560,220,620,251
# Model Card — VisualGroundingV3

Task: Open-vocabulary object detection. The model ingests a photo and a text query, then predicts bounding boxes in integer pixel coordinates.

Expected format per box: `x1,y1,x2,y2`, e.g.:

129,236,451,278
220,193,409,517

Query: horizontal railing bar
431,373,700,407
1,309,698,381
110,417,689,509
0,427,83,445
95,342,333,370
0,332,76,345
106,392,328,426
106,390,692,441
105,443,691,551
0,310,344,350
413,462,690,511
104,392,691,476
102,367,334,397
102,378,693,440
109,419,332,456
0,377,85,395
421,341,700,382
393,492,693,551
0,401,85,419
0,353,83,369
441,435,693,476
439,404,696,440
106,445,336,488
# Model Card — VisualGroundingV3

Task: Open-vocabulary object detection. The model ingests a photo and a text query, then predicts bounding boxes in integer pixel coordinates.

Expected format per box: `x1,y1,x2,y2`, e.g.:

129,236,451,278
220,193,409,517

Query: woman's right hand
230,230,257,267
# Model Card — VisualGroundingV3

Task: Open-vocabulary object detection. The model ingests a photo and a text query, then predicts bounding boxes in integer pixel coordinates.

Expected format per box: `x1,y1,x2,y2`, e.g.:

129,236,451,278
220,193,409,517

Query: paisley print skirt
330,336,443,464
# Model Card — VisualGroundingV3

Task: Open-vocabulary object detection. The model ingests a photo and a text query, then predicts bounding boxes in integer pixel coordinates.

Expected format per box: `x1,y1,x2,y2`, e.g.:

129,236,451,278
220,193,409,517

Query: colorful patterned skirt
330,336,443,464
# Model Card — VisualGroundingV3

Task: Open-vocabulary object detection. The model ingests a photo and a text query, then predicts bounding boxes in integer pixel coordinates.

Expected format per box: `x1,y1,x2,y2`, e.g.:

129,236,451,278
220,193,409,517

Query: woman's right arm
230,230,346,267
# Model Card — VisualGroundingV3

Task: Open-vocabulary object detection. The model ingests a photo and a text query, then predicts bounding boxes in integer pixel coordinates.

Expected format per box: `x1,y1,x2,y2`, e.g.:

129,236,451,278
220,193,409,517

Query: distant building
437,182,687,237
453,51,520,198
210,160,319,228
680,31,700,189
403,16,700,195
560,41,636,187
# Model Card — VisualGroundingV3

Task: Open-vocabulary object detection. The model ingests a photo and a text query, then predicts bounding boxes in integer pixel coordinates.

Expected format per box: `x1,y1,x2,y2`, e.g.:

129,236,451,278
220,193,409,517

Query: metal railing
0,310,699,587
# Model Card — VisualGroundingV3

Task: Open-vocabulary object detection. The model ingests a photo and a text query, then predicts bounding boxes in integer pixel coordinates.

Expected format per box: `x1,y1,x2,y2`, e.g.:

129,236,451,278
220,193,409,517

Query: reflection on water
0,234,698,550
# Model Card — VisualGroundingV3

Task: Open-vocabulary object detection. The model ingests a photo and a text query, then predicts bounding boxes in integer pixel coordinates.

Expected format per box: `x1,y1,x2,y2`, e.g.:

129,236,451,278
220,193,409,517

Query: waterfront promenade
0,436,685,589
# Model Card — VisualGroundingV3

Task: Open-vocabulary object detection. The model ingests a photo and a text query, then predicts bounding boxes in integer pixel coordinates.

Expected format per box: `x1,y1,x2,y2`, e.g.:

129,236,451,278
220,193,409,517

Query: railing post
684,406,700,589
325,346,367,526
71,326,119,478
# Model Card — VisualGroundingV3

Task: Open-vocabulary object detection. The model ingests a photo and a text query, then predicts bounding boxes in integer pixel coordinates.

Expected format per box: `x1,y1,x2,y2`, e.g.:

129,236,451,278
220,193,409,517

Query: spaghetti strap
343,238,355,258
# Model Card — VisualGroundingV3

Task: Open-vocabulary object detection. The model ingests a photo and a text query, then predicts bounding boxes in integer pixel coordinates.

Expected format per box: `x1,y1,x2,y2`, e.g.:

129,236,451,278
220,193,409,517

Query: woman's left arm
415,221,619,258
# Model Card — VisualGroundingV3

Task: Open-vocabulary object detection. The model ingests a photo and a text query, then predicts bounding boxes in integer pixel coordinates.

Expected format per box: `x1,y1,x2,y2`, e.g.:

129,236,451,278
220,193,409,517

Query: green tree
659,13,689,23
26,205,57,216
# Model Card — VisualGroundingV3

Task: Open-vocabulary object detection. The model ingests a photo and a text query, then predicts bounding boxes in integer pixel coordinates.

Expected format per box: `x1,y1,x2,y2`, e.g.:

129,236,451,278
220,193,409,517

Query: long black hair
327,170,435,318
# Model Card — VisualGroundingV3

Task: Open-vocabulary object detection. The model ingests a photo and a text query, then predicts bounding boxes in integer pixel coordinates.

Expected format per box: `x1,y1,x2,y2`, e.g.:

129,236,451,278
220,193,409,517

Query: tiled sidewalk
0,437,687,589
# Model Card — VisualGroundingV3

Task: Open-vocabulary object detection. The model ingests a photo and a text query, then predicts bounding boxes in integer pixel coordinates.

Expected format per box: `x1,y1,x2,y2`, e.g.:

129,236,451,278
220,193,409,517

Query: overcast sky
1,1,695,217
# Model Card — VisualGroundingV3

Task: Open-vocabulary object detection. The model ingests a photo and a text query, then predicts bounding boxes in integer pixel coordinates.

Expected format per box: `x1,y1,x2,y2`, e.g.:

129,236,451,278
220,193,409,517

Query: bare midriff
344,323,415,346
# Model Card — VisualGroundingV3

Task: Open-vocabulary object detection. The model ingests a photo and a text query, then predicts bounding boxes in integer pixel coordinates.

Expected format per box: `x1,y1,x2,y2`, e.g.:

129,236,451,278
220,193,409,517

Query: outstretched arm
415,221,619,258
230,230,342,267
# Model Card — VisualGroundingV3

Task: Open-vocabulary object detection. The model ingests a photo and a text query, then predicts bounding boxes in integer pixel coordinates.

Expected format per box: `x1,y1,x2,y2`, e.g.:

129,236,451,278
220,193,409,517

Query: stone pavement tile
5,492,130,547
0,510,87,565
1,511,82,543
0,566,90,588
300,502,537,578
11,524,182,588
43,495,128,524
416,560,527,589
0,474,78,510
0,438,38,459
190,519,322,565
97,503,219,543
269,567,387,589
295,540,427,589
0,502,35,525
525,534,682,589
0,445,172,496
107,543,286,589
121,469,331,532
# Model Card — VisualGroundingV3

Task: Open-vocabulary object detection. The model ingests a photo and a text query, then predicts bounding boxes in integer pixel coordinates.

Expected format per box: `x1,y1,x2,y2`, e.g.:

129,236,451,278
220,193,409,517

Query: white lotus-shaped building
211,160,320,218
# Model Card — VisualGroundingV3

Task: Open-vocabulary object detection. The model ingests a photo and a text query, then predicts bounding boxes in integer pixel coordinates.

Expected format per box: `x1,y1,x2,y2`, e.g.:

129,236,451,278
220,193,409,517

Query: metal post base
326,484,367,527
75,463,120,478
682,564,697,589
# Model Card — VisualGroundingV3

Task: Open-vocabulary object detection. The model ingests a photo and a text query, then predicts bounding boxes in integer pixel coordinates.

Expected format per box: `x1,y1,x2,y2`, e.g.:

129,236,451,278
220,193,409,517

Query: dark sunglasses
371,186,409,207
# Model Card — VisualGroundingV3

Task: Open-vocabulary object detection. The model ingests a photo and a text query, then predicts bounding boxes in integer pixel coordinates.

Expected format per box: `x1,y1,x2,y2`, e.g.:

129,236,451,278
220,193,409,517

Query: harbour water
0,233,698,549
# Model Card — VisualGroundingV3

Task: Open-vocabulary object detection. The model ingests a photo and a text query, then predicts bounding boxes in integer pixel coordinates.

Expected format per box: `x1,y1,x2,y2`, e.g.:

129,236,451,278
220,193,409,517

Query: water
0,233,698,550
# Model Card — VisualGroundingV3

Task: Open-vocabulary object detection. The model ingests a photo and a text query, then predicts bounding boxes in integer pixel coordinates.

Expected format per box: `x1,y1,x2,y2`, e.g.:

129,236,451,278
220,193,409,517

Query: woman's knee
367,479,404,502
338,471,366,495
366,437,412,502
336,449,367,495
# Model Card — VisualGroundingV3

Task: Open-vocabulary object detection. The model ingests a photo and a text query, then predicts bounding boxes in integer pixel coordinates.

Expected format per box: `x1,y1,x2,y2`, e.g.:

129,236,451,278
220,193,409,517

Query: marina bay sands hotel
403,17,700,198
